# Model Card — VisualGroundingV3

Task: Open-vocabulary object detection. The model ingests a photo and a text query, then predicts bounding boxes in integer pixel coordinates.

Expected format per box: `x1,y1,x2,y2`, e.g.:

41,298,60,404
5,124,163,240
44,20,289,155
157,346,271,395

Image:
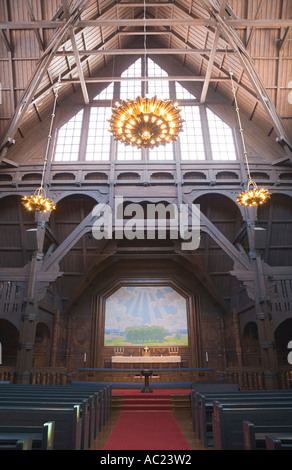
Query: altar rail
76,367,215,384
225,367,292,390
0,367,68,385
1,366,291,389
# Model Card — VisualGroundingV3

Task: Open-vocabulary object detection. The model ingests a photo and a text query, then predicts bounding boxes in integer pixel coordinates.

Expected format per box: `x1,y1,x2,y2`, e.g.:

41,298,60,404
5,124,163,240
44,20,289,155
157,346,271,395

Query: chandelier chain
41,74,61,189
229,68,252,183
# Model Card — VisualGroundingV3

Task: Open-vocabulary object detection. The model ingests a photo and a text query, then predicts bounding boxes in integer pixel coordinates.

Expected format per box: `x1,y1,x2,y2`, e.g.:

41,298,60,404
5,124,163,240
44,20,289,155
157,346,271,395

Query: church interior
0,0,292,451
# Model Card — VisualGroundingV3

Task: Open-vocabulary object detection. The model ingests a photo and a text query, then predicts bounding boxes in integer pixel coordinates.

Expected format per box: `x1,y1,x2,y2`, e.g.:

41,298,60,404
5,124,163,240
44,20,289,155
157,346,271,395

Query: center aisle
103,388,191,450
103,410,191,450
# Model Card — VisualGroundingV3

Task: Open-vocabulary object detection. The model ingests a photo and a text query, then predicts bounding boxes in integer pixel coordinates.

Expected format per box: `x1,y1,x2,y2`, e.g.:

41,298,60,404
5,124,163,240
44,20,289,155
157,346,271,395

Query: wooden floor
90,408,209,450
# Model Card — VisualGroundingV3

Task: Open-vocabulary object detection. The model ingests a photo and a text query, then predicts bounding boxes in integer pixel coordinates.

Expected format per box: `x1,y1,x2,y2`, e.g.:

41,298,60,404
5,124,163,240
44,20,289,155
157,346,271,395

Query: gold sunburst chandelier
230,69,270,207
236,180,271,206
109,96,184,149
108,0,183,149
22,77,61,213
22,187,56,213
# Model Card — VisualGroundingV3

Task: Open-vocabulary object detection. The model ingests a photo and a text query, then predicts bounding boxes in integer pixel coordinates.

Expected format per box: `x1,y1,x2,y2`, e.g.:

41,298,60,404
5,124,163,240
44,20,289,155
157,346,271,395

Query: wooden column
15,212,49,384
233,308,243,368
51,309,60,367
246,215,279,389
254,255,279,389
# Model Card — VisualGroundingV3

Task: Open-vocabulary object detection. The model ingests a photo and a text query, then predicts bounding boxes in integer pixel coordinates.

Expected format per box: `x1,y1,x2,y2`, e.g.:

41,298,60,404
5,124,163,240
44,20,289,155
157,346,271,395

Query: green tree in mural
125,326,166,344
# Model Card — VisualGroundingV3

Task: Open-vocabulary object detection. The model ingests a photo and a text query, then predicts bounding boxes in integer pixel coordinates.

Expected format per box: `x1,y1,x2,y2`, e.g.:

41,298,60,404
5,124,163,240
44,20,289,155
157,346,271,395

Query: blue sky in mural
104,286,188,346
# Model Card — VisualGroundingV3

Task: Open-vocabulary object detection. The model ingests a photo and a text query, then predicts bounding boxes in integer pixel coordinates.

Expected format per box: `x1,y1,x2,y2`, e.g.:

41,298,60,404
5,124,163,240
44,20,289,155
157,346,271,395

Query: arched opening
0,319,19,366
257,193,292,266
275,319,292,367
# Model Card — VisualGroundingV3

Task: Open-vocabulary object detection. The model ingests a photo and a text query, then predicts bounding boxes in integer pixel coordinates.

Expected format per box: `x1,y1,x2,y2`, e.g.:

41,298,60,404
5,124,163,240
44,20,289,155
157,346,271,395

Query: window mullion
200,106,212,161
79,106,90,161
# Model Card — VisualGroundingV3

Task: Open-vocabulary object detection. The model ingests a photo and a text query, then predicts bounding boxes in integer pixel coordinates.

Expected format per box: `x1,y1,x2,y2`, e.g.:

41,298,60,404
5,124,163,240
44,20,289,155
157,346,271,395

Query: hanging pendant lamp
229,69,271,207
22,77,61,213
108,0,183,149
109,96,183,149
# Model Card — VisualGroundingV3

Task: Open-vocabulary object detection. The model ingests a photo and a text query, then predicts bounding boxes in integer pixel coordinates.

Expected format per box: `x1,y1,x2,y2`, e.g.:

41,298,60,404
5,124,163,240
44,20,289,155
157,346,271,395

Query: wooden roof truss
0,0,292,165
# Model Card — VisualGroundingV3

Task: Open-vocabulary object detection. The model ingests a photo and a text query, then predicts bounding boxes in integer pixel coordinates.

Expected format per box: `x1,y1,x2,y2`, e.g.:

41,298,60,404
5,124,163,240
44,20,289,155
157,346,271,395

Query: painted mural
104,285,188,346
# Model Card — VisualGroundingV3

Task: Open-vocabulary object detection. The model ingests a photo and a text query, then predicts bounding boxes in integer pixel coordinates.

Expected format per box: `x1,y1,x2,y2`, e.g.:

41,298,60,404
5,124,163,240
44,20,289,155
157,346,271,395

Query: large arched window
53,57,238,163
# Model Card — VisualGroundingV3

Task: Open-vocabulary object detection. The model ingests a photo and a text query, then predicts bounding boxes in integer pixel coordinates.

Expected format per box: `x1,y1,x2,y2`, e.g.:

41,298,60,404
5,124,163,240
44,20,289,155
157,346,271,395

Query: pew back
0,405,81,450
0,421,54,450
213,403,292,450
265,434,292,450
243,420,292,450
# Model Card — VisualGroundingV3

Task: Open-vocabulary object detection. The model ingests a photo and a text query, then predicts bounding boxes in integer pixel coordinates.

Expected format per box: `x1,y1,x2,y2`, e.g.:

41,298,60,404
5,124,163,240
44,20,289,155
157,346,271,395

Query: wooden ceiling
0,0,292,166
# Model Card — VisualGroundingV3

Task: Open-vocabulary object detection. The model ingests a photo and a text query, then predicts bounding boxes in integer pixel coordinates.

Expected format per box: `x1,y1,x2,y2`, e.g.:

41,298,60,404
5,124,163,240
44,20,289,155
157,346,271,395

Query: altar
111,355,181,368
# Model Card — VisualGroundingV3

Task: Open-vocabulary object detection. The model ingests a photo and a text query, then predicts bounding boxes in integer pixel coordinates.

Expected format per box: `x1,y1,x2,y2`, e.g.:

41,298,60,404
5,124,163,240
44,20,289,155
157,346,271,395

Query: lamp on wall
21,77,61,213
229,69,270,207
108,1,183,149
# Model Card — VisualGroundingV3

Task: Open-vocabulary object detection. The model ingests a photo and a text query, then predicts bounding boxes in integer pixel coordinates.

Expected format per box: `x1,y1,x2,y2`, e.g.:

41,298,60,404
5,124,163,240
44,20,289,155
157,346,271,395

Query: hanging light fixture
21,77,61,213
109,96,183,149
229,69,271,207
108,1,183,149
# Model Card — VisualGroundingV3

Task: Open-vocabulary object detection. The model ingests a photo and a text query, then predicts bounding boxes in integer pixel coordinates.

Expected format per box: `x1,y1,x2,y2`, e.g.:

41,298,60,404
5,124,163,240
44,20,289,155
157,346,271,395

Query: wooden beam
42,196,109,272
200,0,227,103
183,196,251,272
0,0,90,157
60,75,228,86
63,0,89,104
24,0,45,51
69,26,89,104
54,47,236,56
1,18,292,30
245,0,264,48
215,12,292,149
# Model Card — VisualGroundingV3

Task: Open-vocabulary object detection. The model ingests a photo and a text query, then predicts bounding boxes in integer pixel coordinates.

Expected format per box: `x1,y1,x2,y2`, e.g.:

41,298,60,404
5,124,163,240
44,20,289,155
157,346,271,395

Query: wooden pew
265,434,292,450
0,397,89,450
212,403,292,450
0,405,81,450
0,436,33,450
197,391,292,447
71,382,112,424
0,421,54,450
243,420,292,450
0,384,108,446
191,390,292,436
190,382,239,433
0,383,111,430
0,383,111,447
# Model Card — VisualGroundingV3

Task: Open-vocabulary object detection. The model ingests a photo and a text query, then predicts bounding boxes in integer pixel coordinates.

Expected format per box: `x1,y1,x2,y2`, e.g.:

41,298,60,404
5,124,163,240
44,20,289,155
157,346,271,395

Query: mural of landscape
104,285,188,346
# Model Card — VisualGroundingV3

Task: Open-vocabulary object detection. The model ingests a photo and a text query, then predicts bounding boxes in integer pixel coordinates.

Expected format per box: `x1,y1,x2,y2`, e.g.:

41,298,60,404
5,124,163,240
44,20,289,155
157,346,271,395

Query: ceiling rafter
200,0,227,103
215,9,292,152
1,18,292,30
0,0,91,160
63,0,89,104
0,0,291,166
24,0,45,51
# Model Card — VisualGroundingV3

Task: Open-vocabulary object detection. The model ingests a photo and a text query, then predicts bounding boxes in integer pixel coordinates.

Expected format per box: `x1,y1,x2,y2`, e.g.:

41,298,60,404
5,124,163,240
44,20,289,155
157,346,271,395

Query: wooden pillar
15,212,49,384
51,309,60,367
254,255,279,389
233,308,243,368
246,214,279,389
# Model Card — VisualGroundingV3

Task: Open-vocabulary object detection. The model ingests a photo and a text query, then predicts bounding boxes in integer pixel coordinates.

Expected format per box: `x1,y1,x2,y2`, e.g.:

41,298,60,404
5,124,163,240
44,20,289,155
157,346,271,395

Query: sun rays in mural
104,286,188,347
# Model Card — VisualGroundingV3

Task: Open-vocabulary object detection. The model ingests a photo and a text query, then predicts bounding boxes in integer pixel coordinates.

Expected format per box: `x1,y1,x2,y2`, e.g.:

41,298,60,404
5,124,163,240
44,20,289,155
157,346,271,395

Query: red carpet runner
104,389,191,450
